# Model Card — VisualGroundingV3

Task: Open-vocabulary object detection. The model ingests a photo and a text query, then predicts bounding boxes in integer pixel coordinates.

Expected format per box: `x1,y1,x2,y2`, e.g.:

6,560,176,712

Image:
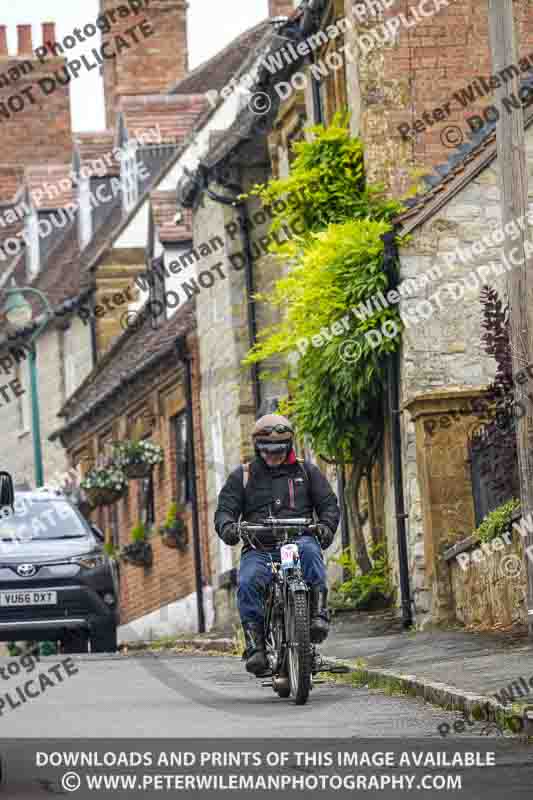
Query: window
138,472,155,531
173,412,190,506
121,144,139,213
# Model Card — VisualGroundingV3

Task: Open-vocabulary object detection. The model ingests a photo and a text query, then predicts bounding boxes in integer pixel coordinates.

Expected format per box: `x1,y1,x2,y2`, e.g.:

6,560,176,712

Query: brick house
51,304,213,639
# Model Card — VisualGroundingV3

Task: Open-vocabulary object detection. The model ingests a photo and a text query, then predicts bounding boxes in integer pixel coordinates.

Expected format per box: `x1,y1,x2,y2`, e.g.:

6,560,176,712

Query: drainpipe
88,291,98,366
382,229,413,629
175,336,205,633
336,464,350,581
310,52,324,124
205,182,261,416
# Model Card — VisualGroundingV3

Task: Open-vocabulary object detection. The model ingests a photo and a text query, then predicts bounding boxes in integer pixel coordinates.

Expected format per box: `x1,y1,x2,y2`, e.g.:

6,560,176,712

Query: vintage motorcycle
238,516,350,706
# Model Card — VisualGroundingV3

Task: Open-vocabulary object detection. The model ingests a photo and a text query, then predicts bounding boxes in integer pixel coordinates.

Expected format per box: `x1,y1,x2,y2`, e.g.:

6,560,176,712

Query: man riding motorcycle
214,414,340,676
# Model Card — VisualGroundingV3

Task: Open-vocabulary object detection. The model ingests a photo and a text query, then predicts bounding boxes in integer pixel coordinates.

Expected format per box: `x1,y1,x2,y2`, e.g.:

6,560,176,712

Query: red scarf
285,448,297,464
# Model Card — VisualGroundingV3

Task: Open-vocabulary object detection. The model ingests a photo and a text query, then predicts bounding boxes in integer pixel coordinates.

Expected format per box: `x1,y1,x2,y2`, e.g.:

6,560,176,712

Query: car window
0,498,89,541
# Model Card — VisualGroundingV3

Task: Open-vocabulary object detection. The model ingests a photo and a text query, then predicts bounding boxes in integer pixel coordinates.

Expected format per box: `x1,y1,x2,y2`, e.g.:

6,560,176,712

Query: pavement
322,610,533,727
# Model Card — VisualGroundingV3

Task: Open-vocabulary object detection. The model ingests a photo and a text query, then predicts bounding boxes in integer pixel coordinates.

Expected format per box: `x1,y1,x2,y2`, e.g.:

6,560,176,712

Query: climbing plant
243,113,407,573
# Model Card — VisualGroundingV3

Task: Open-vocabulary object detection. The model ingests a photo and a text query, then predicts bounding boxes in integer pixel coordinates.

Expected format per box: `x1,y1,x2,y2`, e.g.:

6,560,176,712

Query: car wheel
90,623,118,654
61,630,89,654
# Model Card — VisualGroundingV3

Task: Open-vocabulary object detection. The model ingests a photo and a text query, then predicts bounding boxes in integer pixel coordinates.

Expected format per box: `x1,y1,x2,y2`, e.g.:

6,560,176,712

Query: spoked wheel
287,590,312,705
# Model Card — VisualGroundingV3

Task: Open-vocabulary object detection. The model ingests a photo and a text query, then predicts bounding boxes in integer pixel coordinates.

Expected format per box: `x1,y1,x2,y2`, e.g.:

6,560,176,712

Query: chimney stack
42,22,56,47
17,24,33,54
268,0,293,18
0,26,7,55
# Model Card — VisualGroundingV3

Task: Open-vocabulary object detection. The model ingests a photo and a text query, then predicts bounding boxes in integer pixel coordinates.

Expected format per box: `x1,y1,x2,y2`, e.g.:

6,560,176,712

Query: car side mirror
90,525,105,542
0,472,14,509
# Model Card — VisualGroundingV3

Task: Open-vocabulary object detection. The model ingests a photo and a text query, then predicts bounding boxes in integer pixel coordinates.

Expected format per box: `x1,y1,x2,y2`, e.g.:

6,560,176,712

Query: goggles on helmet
254,425,293,436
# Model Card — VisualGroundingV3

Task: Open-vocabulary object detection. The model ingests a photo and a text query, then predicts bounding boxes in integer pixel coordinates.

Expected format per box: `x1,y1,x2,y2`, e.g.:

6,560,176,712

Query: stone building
168,0,533,629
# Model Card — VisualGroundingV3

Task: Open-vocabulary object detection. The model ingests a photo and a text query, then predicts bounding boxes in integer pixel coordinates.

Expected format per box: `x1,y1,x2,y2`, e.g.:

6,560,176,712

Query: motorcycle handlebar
239,518,315,528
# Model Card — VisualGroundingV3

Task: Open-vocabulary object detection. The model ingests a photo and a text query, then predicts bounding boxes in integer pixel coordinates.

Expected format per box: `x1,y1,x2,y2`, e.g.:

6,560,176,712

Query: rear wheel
287,590,312,705
90,622,118,653
61,629,89,654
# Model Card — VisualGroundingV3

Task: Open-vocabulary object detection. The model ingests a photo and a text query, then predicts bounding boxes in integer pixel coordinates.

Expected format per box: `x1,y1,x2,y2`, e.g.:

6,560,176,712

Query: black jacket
214,456,340,551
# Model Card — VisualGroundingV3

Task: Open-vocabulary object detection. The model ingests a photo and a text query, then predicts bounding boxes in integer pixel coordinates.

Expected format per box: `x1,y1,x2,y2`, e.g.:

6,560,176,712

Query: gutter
382,229,413,629
175,335,206,634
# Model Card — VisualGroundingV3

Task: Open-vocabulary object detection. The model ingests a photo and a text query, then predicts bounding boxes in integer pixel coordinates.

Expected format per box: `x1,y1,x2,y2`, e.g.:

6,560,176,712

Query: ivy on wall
243,113,409,572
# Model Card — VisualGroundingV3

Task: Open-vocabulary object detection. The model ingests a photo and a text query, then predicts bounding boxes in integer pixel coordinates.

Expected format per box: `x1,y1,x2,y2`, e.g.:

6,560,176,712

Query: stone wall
445,529,527,628
396,119,533,624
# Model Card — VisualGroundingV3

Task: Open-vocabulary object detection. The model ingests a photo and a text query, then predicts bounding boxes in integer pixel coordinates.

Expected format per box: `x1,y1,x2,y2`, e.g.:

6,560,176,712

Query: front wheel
90,622,118,653
286,590,312,705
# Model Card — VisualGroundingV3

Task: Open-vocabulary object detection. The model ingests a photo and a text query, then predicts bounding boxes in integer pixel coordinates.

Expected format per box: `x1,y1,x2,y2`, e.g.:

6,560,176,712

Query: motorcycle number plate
280,543,299,568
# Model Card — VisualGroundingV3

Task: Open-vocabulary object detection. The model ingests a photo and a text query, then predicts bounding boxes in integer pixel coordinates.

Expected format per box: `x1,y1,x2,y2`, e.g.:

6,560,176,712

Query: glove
220,522,240,546
315,523,334,550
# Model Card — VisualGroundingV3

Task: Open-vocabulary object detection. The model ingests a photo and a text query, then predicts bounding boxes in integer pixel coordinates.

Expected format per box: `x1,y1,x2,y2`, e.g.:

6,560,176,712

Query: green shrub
131,522,146,543
475,498,520,543
330,543,391,610
103,541,118,557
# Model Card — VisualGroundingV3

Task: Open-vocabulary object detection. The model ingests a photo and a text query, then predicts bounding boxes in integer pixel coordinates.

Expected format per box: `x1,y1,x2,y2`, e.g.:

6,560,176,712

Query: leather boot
242,622,268,675
310,586,329,644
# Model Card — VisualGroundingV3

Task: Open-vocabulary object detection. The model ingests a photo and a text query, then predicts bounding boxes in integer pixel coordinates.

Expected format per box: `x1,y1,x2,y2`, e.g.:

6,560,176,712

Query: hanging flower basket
80,466,127,508
123,461,153,479
112,440,164,481
159,503,188,550
121,541,153,568
161,520,188,550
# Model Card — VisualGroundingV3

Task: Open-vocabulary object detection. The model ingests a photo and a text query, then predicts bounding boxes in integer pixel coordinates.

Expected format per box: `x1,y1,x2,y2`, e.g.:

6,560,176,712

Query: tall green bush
244,113,408,572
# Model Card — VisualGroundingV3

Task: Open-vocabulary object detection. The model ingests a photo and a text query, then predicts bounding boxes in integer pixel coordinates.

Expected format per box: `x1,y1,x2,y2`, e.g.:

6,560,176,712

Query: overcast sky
1,1,270,131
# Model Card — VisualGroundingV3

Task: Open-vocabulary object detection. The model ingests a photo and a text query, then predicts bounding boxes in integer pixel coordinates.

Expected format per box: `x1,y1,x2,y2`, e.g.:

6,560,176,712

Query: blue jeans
237,535,327,625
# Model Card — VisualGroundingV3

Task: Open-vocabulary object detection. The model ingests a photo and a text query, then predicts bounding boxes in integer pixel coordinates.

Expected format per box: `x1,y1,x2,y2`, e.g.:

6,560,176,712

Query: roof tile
119,94,210,145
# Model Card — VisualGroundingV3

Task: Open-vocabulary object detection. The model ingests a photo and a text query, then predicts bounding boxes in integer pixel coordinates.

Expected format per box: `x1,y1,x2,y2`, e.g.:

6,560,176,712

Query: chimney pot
17,24,33,55
42,22,56,46
0,26,7,55
268,0,293,18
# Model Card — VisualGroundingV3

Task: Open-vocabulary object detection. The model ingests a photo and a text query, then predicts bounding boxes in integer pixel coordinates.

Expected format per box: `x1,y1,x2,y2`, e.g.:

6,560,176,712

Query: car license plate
0,591,57,607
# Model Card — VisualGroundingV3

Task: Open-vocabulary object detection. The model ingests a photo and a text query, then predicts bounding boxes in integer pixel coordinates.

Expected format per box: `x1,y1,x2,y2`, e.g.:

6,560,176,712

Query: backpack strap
242,463,250,489
296,458,310,482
